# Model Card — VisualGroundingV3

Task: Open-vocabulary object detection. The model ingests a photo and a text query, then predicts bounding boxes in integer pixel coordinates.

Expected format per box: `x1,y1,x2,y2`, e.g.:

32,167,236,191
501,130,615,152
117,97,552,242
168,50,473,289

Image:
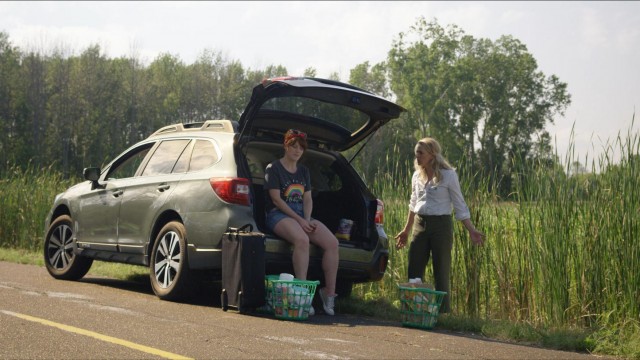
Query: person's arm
302,166,316,232
462,218,484,246
394,210,416,249
268,188,315,233
302,191,317,232
447,170,471,221
395,173,418,249
302,191,313,221
448,170,484,246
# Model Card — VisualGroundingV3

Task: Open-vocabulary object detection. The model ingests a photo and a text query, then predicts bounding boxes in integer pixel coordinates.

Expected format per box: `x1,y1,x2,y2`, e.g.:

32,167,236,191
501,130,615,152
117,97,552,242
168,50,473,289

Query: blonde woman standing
394,137,484,313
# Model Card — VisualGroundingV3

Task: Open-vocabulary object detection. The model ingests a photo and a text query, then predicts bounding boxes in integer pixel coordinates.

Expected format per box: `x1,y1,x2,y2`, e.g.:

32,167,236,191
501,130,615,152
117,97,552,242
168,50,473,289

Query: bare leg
272,217,310,280
309,220,339,295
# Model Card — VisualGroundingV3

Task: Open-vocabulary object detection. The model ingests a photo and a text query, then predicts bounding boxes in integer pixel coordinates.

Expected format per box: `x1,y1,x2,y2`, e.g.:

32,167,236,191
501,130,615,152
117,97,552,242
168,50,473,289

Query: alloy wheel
47,223,74,270
153,230,182,289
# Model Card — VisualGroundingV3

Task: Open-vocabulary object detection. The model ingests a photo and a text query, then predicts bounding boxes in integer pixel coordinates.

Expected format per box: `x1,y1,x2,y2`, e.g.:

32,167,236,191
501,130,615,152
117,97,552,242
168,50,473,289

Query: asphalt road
0,261,606,359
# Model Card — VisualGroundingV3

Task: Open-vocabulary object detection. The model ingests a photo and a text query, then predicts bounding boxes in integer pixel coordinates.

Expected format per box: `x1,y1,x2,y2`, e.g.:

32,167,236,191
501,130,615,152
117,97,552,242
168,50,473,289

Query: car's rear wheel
150,221,192,301
44,215,93,280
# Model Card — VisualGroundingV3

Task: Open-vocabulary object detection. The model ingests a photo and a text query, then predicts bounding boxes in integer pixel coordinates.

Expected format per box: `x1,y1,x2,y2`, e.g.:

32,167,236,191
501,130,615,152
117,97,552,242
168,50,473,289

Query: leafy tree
69,45,128,173
0,32,24,171
182,49,226,122
350,61,390,98
303,67,317,78
45,48,74,175
348,61,409,182
116,51,148,146
19,51,49,170
147,53,186,130
0,22,571,193
327,71,341,82
387,17,571,196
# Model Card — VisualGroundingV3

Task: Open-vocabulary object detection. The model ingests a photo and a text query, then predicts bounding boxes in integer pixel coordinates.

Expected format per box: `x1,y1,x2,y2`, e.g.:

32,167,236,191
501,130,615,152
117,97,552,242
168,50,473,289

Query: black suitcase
221,224,266,313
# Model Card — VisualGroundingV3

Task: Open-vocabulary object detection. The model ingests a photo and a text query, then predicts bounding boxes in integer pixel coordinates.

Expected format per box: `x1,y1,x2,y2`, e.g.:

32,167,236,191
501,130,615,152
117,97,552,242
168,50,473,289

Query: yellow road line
1,310,193,360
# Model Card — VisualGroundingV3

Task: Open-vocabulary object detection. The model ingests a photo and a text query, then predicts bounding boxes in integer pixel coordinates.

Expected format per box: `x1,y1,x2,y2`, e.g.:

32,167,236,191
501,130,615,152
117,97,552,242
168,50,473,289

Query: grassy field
354,130,640,358
1,130,639,358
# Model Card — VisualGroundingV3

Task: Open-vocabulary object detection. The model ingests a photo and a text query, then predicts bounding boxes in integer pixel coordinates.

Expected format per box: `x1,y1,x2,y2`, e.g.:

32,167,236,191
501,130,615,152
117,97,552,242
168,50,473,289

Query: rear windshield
261,96,369,133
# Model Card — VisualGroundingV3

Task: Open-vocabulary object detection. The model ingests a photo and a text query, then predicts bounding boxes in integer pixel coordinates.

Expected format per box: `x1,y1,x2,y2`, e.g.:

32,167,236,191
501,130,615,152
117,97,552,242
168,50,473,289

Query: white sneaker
319,288,337,316
307,305,315,316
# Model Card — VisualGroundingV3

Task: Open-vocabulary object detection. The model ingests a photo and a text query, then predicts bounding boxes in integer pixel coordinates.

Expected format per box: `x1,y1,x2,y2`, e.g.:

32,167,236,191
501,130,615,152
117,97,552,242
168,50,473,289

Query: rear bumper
188,230,390,285
263,239,389,284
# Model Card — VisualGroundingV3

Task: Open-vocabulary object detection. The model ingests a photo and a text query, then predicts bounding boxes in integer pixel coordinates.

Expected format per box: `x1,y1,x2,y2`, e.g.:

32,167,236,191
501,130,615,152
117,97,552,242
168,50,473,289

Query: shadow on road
79,273,223,307
80,275,153,295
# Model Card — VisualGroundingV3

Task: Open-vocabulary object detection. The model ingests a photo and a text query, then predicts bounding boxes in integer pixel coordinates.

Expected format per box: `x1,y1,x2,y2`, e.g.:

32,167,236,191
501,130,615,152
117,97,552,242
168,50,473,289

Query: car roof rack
150,120,235,137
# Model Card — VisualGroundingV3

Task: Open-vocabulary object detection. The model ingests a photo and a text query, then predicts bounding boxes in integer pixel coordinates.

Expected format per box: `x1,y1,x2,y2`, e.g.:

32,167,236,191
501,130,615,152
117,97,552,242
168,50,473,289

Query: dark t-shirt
264,160,311,212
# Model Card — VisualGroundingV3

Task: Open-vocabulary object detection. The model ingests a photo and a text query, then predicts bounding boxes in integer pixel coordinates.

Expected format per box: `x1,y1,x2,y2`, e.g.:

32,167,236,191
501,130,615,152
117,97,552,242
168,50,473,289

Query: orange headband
284,129,307,145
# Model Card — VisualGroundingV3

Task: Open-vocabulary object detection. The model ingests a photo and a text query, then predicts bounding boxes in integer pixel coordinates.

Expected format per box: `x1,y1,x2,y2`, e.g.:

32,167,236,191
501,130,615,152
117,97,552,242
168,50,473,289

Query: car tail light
210,178,250,206
375,199,384,225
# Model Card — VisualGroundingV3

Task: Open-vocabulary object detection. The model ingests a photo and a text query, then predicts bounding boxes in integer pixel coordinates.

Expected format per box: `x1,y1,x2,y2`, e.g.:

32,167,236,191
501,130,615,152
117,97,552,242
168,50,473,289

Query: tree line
0,18,571,197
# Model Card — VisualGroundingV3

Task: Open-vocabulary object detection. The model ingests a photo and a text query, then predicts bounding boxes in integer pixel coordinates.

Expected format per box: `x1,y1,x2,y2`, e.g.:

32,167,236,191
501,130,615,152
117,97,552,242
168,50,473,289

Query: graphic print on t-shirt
284,183,305,202
264,161,310,212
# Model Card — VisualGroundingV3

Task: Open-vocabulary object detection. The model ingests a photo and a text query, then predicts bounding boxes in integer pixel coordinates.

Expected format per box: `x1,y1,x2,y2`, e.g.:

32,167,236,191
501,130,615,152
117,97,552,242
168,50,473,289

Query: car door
116,138,192,254
75,143,154,251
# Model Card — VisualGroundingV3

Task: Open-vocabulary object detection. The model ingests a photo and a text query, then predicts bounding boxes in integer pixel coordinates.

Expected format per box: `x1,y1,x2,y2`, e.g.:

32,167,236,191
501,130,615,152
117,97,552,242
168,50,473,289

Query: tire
150,221,192,301
44,215,93,280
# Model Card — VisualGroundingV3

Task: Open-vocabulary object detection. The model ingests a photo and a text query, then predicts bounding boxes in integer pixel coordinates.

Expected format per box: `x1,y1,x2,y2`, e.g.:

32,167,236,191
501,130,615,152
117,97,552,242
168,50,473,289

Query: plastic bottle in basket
288,285,310,306
274,282,288,316
413,294,424,311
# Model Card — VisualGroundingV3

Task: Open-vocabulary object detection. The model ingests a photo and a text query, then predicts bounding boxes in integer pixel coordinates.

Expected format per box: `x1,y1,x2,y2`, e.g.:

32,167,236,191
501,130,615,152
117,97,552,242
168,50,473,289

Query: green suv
43,77,404,300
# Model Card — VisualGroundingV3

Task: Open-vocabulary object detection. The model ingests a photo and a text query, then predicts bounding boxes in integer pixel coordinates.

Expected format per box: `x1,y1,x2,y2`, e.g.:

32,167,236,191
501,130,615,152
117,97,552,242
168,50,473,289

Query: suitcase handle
227,224,253,233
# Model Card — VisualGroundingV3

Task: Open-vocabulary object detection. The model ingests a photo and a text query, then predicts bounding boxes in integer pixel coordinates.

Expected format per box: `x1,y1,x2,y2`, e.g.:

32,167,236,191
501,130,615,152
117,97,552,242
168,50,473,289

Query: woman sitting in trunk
264,129,339,316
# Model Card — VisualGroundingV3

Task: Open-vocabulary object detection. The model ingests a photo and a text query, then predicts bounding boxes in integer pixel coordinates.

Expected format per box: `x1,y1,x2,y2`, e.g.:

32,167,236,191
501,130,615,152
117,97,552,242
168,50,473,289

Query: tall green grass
357,126,639,357
0,162,76,251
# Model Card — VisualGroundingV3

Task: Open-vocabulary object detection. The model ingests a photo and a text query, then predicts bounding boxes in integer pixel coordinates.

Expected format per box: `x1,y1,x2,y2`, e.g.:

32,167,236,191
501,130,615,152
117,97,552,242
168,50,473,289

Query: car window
306,159,342,192
188,140,219,172
171,140,194,173
261,96,369,133
141,139,191,176
106,144,153,180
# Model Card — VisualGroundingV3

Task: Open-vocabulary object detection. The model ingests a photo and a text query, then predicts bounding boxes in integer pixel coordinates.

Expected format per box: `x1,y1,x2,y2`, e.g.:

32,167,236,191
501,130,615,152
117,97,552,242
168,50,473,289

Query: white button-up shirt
408,168,471,221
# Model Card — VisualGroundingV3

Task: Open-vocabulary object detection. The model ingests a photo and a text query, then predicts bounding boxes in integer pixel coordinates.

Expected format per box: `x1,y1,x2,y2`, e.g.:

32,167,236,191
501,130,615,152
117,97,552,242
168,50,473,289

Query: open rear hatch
237,77,404,151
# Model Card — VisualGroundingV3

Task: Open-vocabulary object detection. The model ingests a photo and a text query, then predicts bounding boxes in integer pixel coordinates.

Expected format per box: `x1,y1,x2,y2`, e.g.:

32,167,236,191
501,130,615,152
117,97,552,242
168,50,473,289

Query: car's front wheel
150,221,192,301
44,215,93,280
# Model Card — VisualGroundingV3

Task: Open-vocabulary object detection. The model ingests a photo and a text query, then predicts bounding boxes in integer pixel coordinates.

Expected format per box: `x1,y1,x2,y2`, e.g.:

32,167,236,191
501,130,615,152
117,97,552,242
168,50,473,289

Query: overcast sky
1,1,639,166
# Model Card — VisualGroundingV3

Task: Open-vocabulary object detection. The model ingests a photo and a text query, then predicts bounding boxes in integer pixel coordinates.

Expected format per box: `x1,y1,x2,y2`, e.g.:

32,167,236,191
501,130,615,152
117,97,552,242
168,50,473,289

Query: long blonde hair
414,137,453,184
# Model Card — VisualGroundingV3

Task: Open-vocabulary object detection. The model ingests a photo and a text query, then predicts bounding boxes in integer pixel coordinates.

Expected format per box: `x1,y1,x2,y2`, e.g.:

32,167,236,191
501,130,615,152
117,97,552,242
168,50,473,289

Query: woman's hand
298,218,317,233
394,230,409,249
462,219,484,246
469,229,484,246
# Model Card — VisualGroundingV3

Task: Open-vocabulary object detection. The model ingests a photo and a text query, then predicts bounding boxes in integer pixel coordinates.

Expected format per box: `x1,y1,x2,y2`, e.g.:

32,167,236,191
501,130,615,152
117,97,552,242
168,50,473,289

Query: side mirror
83,167,101,189
83,167,100,181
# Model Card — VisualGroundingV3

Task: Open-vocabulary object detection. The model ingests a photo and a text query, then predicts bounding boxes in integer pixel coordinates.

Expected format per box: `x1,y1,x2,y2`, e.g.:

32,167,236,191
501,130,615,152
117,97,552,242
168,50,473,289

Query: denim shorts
266,202,304,232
